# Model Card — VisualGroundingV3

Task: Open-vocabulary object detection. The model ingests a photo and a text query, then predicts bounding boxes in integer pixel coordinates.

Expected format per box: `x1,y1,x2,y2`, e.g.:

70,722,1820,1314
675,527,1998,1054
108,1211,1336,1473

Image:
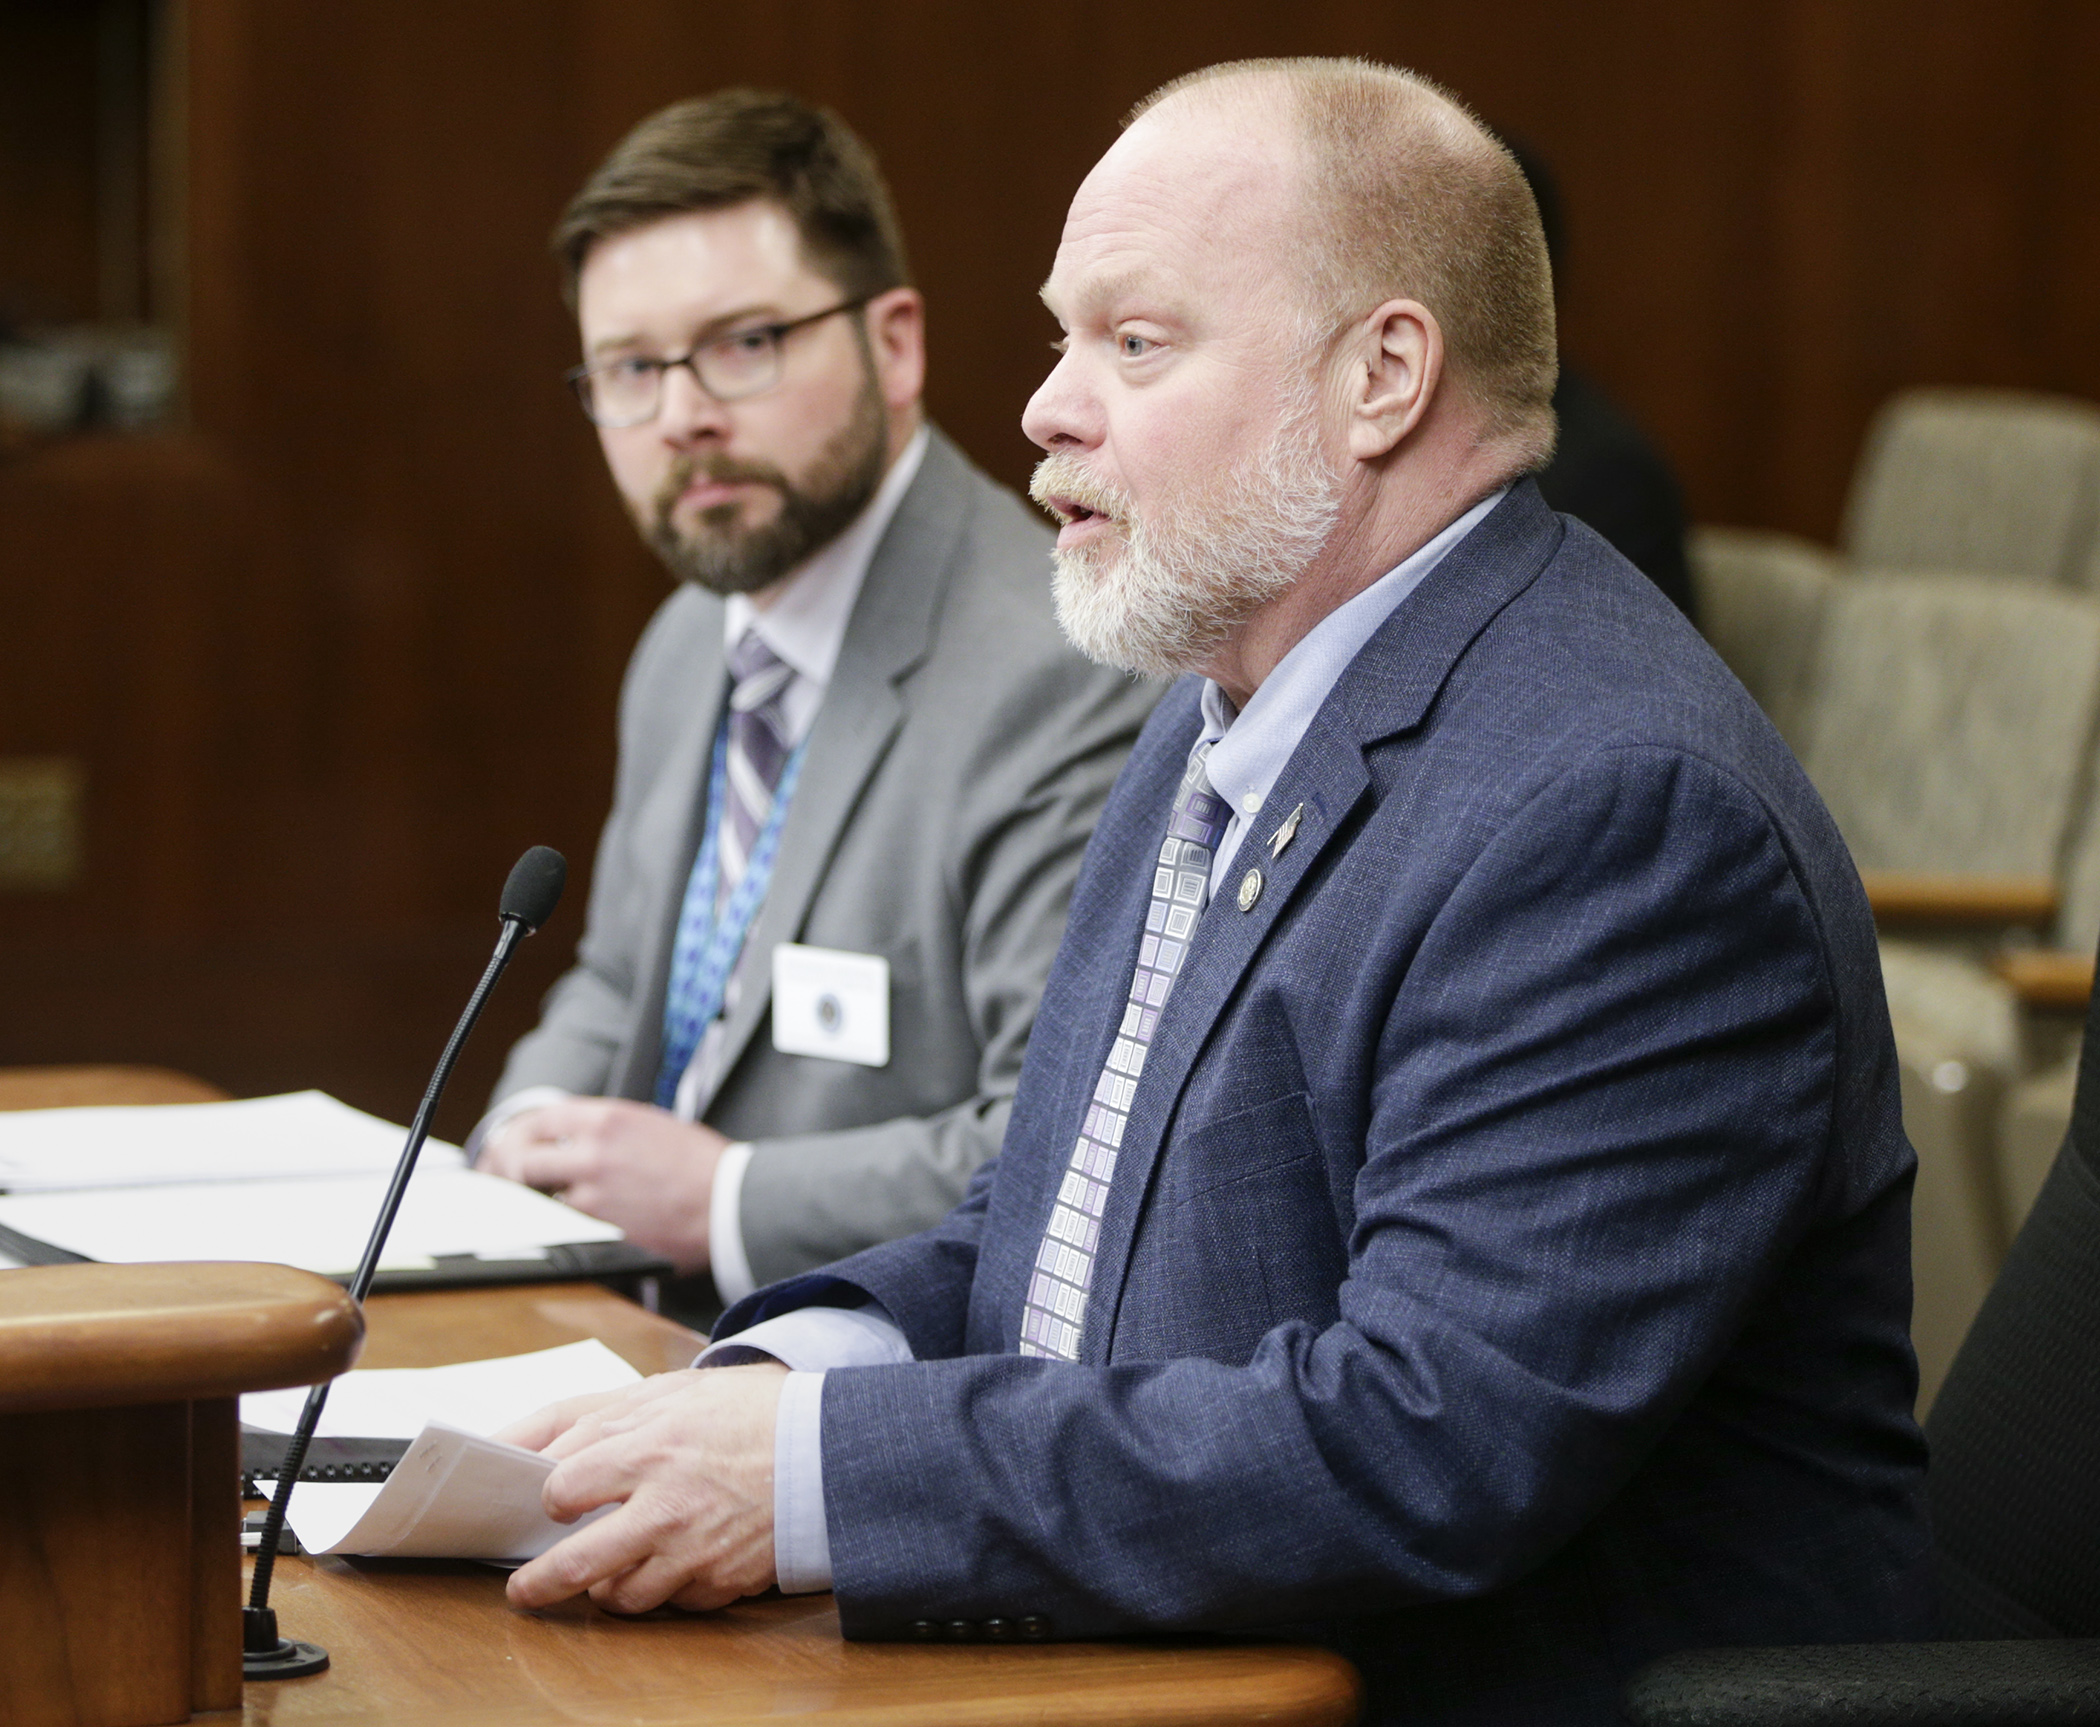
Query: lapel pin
1268,803,1304,860
1237,868,1264,913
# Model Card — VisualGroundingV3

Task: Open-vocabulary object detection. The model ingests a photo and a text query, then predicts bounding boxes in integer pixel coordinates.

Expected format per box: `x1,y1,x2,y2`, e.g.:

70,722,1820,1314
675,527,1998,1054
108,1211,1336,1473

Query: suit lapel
1078,727,1370,1360
686,433,971,1115
1078,482,1567,1357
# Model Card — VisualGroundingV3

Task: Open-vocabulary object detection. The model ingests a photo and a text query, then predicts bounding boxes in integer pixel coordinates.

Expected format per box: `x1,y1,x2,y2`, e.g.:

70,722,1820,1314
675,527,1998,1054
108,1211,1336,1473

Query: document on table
256,1422,619,1562
0,1164,623,1276
0,1090,467,1192
245,1340,646,1560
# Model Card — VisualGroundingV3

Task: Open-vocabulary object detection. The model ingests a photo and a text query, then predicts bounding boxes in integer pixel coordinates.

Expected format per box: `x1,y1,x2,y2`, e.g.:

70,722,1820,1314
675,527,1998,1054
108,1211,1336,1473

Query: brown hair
553,89,911,307
1130,59,1557,467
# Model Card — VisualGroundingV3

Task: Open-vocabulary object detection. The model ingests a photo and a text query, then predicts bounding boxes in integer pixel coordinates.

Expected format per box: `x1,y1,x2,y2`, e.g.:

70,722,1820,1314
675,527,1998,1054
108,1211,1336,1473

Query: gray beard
645,374,888,596
1036,394,1342,680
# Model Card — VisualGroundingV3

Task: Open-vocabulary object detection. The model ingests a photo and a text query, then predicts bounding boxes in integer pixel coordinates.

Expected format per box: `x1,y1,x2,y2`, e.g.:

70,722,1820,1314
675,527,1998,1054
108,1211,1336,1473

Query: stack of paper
0,1090,625,1277
245,1340,646,1560
0,1091,467,1191
0,1164,625,1275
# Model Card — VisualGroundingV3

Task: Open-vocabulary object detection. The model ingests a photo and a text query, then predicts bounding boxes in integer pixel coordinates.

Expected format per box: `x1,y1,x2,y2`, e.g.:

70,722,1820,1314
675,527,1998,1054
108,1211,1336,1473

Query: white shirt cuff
695,1304,909,1599
693,1302,914,1372
771,1369,832,1594
464,1085,571,1162
708,1142,758,1303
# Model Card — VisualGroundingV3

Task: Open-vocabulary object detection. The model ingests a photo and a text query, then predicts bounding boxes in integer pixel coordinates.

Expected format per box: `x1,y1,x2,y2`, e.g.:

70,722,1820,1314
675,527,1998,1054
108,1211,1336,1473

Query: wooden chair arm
1861,870,2059,928
1992,948,2097,1012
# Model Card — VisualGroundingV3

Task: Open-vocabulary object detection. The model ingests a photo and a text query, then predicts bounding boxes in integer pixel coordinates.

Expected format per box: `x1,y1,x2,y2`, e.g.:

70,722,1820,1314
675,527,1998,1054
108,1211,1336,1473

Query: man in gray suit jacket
476,92,1155,1305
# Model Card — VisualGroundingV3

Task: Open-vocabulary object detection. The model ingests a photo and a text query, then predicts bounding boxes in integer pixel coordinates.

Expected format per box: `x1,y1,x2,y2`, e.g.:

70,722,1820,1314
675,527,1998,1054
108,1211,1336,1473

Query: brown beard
642,368,889,596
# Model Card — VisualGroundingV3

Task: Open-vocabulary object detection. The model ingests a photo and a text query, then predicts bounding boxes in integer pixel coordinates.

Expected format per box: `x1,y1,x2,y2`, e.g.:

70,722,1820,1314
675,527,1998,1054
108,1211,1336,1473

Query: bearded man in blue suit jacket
503,58,1932,1724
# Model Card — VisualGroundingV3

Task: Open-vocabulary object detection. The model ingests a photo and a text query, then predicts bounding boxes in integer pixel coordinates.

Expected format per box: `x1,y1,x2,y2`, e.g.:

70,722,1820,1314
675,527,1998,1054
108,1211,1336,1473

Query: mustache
653,451,790,521
1029,452,1131,525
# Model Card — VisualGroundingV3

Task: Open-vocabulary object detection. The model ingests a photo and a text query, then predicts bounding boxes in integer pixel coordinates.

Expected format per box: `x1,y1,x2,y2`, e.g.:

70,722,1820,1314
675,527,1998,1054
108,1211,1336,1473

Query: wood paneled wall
0,5,103,327
4,0,2098,1130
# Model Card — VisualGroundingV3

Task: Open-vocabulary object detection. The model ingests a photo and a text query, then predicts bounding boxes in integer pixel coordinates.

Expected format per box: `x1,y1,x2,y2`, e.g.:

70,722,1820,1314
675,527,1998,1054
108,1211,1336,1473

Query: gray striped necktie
720,630,796,914
1019,743,1233,1360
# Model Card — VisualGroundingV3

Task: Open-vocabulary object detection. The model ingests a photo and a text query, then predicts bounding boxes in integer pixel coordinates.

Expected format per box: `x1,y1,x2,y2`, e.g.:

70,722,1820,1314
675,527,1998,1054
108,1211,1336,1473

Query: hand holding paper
503,1362,788,1615
259,1422,620,1562
242,1342,645,1561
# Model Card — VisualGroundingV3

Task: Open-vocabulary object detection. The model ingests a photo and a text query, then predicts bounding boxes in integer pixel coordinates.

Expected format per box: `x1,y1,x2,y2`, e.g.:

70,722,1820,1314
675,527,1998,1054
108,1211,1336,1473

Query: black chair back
1926,937,2100,1636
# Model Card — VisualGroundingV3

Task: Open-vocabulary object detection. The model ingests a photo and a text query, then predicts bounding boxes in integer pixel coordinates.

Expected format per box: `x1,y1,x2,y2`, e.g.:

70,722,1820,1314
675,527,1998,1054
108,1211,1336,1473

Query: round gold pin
1237,868,1263,912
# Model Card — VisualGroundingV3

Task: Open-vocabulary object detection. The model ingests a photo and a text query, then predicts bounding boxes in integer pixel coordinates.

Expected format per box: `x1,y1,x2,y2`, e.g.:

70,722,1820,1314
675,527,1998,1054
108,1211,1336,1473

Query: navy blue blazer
720,481,1932,1724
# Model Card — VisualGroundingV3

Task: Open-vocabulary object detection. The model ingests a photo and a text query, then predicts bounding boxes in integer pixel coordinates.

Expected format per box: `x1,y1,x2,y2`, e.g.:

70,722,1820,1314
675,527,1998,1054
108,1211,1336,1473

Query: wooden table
1,1069,1361,1726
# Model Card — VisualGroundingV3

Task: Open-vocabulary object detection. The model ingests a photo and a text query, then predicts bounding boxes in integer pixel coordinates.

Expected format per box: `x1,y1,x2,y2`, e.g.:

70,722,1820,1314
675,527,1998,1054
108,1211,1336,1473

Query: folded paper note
259,1421,616,1561
246,1340,648,1561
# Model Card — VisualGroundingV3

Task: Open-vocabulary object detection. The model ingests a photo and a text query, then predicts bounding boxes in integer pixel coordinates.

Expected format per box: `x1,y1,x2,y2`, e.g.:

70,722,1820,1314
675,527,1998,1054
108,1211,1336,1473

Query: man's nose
657,361,733,446
1021,349,1100,453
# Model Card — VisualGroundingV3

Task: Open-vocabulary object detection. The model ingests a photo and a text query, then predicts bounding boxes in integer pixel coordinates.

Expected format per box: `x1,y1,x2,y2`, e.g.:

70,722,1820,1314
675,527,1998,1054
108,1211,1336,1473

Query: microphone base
243,1606,329,1679
244,1637,330,1680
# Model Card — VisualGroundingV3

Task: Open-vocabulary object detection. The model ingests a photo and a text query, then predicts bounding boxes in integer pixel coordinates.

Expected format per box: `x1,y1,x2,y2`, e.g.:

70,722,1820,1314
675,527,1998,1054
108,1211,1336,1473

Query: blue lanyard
655,721,809,1107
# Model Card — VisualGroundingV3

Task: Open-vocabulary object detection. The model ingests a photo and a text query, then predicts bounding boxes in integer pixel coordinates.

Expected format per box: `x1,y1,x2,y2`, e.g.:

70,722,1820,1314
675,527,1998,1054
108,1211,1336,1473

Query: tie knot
727,631,793,712
1172,741,1232,851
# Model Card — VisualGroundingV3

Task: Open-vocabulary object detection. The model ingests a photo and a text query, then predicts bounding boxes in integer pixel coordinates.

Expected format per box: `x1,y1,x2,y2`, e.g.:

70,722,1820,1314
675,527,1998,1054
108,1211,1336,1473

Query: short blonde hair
1130,59,1558,469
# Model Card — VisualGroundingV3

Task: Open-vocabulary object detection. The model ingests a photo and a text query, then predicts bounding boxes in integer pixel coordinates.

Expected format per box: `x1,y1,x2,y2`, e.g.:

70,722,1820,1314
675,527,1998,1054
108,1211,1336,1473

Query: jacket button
908,1620,938,1640
1019,1615,1051,1640
946,1620,976,1641
982,1618,1015,1641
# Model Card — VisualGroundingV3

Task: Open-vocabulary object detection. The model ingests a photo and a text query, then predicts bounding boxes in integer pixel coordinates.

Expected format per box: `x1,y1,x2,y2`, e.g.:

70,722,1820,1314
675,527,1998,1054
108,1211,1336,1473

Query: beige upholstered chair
1686,526,1836,755
1843,388,2100,590
1877,724,2100,1241
1797,572,2100,1410
1975,774,2100,1250
1802,574,2100,877
1999,1060,2078,1236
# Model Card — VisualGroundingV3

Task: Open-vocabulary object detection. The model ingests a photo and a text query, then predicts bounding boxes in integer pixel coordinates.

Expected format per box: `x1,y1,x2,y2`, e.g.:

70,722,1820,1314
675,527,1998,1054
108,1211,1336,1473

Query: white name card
771,942,890,1068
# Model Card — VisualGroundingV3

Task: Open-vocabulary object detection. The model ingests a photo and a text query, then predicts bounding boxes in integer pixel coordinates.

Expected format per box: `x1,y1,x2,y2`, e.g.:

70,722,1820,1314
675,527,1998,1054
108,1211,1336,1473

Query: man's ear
865,286,926,412
1347,299,1443,462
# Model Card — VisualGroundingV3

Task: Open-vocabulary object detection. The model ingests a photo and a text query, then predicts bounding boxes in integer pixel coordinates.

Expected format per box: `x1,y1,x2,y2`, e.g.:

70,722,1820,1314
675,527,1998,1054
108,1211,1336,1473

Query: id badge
771,943,890,1068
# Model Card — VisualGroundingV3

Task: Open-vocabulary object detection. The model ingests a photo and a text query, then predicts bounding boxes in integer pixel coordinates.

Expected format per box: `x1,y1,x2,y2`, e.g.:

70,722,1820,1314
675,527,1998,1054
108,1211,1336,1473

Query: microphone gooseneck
243,848,567,1681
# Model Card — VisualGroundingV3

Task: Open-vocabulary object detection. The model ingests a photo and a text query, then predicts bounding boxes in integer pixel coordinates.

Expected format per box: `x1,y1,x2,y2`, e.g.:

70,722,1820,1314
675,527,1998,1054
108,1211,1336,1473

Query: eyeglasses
566,294,875,428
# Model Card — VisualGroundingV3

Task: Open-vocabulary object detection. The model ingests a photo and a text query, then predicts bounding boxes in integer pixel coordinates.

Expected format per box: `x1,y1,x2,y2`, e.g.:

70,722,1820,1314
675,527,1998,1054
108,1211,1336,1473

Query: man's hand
477,1099,729,1273
502,1364,787,1614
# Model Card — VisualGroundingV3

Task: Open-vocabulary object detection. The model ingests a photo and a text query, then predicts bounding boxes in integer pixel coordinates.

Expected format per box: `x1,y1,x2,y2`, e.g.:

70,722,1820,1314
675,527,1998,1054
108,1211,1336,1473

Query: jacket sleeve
715,1150,1000,1362
809,746,1874,1638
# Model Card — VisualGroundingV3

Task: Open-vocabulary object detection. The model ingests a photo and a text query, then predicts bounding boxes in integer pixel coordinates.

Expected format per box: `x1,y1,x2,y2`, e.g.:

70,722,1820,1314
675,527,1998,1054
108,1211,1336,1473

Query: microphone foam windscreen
500,846,567,931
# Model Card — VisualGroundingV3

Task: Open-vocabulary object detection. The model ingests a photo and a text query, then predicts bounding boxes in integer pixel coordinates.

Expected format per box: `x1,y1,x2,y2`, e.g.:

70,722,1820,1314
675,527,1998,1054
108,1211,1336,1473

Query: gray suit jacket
493,430,1159,1284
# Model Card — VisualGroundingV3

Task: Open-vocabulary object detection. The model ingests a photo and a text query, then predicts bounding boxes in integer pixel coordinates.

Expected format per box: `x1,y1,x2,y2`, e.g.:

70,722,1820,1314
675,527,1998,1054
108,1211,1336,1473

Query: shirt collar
724,424,930,690
1199,486,1508,823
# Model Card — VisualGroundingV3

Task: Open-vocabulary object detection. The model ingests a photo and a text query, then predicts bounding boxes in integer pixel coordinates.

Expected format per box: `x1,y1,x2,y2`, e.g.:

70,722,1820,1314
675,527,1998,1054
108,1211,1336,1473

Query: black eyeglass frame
565,293,879,428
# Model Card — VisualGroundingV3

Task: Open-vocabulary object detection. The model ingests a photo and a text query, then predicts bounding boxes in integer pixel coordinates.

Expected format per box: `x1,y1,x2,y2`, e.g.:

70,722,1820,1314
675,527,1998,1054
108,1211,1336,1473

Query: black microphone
243,847,567,1680
500,844,567,933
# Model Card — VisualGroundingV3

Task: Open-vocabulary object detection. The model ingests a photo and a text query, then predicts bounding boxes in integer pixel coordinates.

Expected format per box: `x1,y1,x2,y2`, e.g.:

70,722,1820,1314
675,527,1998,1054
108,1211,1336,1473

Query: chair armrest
1621,1640,2100,1727
1991,949,2096,1012
1861,871,2058,929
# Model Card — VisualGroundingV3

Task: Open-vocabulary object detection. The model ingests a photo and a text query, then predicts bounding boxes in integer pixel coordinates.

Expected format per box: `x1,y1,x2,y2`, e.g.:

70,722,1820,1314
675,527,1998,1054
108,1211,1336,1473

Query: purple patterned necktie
1019,742,1232,1360
719,630,795,915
